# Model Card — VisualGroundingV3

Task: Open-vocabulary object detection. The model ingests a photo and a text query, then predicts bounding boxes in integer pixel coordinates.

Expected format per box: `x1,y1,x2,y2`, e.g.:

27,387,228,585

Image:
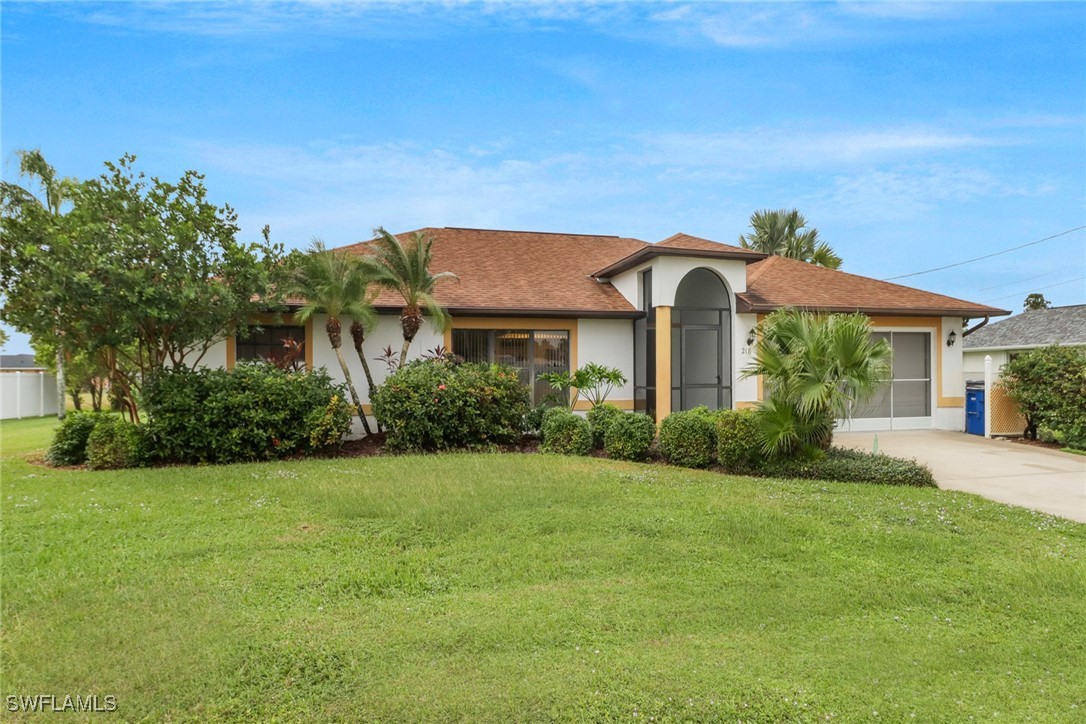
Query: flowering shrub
372,359,529,451
142,362,352,464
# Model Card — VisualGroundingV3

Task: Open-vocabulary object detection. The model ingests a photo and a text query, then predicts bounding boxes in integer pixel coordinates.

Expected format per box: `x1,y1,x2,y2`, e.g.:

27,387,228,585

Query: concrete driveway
834,430,1086,523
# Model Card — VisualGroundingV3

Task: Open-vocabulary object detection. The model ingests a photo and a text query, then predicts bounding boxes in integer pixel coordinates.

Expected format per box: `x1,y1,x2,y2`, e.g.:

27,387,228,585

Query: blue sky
2,1,1084,354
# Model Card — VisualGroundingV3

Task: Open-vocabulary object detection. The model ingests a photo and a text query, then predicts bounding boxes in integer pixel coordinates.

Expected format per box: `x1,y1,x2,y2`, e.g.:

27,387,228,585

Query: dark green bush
587,403,625,449
372,360,529,451
86,416,147,470
604,412,657,461
523,403,552,435
142,362,353,464
46,411,105,466
715,408,763,473
658,410,717,468
756,447,936,487
541,409,592,456
1001,345,1086,448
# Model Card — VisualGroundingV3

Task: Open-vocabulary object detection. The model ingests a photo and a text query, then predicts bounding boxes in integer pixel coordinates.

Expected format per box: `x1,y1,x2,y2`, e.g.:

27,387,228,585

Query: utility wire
973,268,1068,292
982,275,1086,303
883,225,1086,281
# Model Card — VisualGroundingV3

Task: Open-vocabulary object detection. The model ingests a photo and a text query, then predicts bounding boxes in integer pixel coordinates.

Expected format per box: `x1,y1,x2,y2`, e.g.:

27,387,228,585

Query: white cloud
815,165,1056,222
184,119,1045,247
634,126,1004,173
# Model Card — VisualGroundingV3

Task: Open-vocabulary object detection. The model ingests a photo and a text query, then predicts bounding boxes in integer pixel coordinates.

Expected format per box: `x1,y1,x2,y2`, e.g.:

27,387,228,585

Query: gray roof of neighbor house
962,304,1086,350
0,354,44,370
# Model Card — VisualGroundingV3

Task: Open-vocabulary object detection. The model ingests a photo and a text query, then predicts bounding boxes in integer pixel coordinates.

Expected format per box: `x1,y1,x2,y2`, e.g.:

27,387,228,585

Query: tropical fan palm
737,209,843,269
363,228,457,368
743,309,891,457
291,239,378,435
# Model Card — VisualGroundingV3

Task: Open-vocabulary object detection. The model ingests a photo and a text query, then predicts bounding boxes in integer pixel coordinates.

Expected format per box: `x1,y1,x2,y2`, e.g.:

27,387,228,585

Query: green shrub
756,447,936,487
46,411,106,466
86,416,147,470
372,360,529,451
523,403,552,435
541,405,570,432
587,403,625,449
306,394,354,451
1001,345,1086,447
604,412,657,461
715,408,763,473
541,409,592,456
658,410,717,468
142,362,353,464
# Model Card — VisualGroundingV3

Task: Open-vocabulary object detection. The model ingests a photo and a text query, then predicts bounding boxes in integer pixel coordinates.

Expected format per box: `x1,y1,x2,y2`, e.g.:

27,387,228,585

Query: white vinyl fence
0,371,58,419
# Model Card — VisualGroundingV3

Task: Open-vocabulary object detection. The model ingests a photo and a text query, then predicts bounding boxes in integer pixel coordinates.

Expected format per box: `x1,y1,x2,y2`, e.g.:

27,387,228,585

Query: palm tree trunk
350,322,383,432
333,345,373,436
398,306,422,368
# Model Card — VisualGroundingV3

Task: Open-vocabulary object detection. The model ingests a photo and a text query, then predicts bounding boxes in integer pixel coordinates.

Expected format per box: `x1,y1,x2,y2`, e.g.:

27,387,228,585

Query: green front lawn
2,417,1084,720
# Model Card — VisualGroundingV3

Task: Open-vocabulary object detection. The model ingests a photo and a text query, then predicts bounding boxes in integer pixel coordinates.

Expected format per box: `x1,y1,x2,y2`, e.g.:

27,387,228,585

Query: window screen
236,325,305,366
451,328,570,405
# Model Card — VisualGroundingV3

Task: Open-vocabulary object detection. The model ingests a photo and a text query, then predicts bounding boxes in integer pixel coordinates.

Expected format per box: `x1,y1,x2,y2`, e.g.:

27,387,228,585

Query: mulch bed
1009,436,1064,452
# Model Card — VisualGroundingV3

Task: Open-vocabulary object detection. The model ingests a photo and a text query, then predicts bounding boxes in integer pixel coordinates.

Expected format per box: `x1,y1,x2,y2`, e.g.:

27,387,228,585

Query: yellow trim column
655,306,671,423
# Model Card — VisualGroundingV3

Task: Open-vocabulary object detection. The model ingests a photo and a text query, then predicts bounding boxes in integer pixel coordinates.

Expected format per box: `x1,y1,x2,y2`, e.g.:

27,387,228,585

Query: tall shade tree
742,309,891,457
3,154,283,421
290,240,377,435
0,149,77,418
363,228,457,368
737,209,843,269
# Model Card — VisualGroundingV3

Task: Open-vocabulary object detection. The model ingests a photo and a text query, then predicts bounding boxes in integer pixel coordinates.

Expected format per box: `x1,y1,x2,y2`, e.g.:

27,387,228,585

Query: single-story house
962,304,1086,436
203,227,1010,432
963,304,1086,374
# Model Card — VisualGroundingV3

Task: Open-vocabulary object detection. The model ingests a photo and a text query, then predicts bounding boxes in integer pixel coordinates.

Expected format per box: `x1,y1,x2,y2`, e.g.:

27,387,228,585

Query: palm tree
291,240,377,435
11,150,76,419
742,309,891,457
348,317,383,433
363,228,457,368
737,209,843,269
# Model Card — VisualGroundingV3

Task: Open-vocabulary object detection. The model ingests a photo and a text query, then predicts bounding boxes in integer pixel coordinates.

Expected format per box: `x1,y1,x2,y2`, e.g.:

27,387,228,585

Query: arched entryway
671,268,732,412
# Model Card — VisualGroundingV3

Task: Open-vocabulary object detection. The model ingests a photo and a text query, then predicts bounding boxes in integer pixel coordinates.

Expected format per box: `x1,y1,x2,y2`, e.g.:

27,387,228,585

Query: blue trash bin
965,386,985,436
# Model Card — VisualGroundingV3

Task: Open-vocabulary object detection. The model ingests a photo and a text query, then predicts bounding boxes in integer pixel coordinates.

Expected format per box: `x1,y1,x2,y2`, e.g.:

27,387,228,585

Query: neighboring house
0,354,58,419
203,227,1009,433
962,304,1086,436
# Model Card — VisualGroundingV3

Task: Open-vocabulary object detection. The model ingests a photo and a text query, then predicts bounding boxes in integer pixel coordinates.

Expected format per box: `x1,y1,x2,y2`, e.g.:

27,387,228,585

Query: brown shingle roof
339,227,647,317
737,255,1010,318
591,232,766,279
656,232,757,254
321,227,1005,320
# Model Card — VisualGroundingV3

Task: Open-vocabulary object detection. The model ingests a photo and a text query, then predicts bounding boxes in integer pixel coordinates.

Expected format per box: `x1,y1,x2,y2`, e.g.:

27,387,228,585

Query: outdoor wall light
946,330,957,347
746,329,757,346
